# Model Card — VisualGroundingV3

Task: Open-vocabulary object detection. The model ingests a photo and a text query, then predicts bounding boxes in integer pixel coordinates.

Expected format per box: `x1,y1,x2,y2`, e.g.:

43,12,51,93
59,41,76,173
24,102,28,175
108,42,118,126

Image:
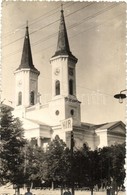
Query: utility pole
71,130,74,195
60,118,73,194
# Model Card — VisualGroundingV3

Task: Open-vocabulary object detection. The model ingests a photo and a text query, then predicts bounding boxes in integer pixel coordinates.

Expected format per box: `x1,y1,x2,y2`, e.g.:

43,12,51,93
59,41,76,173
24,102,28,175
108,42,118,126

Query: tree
99,143,125,195
0,105,26,194
110,144,125,194
24,143,45,188
79,144,101,195
41,135,71,191
87,149,101,195
72,143,90,188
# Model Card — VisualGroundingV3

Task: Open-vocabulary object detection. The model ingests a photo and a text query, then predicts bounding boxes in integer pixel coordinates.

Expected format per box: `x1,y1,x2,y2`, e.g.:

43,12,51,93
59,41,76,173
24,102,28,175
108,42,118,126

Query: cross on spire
16,23,39,73
52,6,77,62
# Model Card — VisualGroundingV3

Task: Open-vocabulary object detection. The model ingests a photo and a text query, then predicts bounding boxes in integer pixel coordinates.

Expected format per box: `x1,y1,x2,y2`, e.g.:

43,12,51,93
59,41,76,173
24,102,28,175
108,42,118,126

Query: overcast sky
1,1,126,124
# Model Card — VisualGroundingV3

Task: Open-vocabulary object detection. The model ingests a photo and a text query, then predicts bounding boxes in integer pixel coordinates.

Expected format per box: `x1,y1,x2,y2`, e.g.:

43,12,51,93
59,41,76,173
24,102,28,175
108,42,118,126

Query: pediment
108,123,125,135
95,121,126,136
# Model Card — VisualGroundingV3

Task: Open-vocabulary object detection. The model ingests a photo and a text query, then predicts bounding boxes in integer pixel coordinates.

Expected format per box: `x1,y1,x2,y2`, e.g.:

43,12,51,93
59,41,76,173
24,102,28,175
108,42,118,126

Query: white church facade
12,9,125,150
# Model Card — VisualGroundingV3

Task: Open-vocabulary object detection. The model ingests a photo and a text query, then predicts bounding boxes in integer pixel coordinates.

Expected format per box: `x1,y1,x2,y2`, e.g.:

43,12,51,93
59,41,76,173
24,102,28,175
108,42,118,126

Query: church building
13,8,125,150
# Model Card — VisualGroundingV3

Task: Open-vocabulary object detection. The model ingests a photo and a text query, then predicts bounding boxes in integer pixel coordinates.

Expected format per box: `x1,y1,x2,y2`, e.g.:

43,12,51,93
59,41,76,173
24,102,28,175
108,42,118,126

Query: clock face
54,68,60,75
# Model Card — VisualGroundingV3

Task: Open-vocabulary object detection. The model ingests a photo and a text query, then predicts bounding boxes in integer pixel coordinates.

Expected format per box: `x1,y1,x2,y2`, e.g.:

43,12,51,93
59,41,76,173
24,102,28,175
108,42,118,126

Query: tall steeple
49,7,81,127
53,7,77,61
14,22,40,108
17,22,39,72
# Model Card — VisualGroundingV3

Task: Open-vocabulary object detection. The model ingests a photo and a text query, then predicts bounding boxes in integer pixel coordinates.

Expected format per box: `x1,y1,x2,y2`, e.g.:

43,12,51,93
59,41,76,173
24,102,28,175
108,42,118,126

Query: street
0,186,125,195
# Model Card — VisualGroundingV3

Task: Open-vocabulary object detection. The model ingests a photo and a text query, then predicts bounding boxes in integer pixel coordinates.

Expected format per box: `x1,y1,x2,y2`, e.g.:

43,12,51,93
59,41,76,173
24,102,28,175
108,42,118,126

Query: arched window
30,91,35,105
55,80,60,95
69,79,73,95
18,92,22,105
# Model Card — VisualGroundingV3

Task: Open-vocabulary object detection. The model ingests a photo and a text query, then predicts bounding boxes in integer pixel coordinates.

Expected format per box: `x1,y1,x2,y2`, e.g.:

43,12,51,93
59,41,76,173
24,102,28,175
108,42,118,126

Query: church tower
50,8,81,126
14,24,40,108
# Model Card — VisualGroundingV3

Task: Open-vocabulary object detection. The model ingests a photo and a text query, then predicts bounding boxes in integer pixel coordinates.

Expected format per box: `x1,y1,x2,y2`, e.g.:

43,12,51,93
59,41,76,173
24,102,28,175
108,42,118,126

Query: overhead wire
2,11,125,99
66,2,124,30
2,2,93,48
29,2,76,27
32,12,124,57
2,2,124,60
2,12,124,85
2,2,125,98
1,3,95,59
3,1,74,38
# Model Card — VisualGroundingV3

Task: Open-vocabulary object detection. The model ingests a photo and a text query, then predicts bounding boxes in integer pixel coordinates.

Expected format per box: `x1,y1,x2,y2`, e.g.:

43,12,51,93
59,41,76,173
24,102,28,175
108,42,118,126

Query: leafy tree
78,144,100,195
87,149,101,195
41,135,71,190
73,143,90,187
73,143,125,195
99,143,125,195
0,105,26,194
110,143,125,194
113,144,125,179
24,143,45,188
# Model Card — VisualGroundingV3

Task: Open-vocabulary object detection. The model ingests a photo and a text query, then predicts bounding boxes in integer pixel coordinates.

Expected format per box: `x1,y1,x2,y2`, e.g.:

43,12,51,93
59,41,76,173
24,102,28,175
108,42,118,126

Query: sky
1,1,126,124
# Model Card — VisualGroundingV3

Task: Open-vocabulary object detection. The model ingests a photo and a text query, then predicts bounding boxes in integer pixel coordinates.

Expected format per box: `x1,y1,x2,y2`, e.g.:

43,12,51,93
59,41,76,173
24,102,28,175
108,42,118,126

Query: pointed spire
17,22,39,72
53,6,77,61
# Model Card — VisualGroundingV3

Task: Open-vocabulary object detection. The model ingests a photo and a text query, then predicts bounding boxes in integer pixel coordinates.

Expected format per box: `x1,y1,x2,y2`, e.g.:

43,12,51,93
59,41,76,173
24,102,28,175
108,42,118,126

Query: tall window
69,79,73,95
55,80,60,95
18,92,22,105
30,91,35,105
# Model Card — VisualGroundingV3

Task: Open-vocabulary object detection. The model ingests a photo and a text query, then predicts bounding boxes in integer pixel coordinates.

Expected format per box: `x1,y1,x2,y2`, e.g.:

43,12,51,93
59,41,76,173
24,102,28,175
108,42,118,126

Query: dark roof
81,122,106,129
97,121,125,130
16,25,39,73
81,121,125,131
52,9,77,61
81,122,95,128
